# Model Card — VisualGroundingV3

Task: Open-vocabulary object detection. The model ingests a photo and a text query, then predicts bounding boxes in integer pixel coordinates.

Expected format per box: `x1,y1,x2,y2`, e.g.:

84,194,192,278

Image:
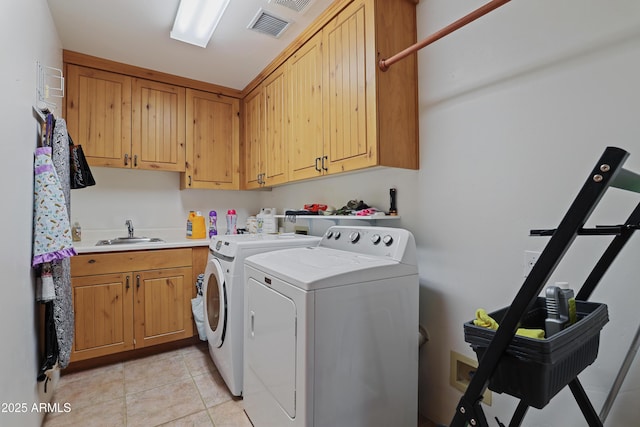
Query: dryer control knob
349,231,360,243
383,235,394,246
326,230,333,239
371,234,381,244
334,231,341,239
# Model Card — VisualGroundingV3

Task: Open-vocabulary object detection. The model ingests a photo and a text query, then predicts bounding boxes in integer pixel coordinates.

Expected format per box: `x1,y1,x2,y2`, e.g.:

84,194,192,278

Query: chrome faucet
125,219,134,238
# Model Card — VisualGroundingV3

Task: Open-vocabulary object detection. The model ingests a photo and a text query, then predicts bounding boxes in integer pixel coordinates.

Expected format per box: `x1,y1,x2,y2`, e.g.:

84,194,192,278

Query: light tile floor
43,343,250,427
44,342,438,427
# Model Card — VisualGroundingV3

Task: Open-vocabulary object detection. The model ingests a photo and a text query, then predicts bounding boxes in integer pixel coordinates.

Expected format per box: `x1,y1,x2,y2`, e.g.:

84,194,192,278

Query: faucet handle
125,219,134,237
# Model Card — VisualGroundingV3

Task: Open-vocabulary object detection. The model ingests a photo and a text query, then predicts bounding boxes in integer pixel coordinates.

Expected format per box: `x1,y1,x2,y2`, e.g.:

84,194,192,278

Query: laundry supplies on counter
187,211,206,239
256,208,276,234
209,210,217,237
226,209,237,235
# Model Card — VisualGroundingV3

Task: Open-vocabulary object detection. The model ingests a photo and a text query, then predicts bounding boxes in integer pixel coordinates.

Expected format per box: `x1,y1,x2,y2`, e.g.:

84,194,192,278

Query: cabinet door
183,89,240,189
66,64,132,168
263,67,289,186
132,79,186,171
243,87,263,189
71,273,134,362
134,267,193,348
322,0,377,174
288,32,324,181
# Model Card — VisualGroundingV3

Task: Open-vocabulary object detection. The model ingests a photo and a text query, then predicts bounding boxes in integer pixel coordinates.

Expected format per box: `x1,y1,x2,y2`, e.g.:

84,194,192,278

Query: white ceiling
46,0,333,91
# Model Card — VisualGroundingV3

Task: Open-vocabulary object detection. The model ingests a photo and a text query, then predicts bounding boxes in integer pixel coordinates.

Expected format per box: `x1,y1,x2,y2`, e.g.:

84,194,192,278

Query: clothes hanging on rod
33,112,76,370
69,134,96,189
32,145,75,266
50,117,75,368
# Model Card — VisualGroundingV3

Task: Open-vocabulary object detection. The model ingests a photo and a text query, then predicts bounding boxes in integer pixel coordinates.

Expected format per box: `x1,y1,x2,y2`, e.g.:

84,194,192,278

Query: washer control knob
371,234,381,245
326,230,333,239
334,231,341,239
349,231,360,243
382,235,394,246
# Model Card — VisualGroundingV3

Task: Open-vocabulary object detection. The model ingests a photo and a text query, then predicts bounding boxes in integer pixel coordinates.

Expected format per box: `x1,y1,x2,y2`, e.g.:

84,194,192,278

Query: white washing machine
243,226,419,427
203,233,321,396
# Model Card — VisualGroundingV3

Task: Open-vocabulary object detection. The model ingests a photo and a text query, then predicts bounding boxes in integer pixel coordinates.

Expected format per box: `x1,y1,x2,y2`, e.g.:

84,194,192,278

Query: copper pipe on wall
379,0,511,72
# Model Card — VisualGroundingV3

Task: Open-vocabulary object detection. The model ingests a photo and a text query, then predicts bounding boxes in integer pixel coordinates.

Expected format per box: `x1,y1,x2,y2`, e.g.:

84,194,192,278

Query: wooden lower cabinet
70,248,195,362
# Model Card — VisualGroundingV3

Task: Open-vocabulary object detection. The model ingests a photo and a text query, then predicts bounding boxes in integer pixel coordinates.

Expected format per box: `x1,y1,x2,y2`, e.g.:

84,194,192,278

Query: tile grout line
183,350,218,426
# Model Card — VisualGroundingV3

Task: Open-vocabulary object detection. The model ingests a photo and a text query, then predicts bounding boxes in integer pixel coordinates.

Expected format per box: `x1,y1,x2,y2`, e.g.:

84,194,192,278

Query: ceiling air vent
269,0,313,13
248,9,291,38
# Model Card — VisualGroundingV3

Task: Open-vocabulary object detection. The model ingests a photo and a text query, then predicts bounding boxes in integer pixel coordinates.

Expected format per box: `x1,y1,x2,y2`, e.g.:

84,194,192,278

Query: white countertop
73,228,211,254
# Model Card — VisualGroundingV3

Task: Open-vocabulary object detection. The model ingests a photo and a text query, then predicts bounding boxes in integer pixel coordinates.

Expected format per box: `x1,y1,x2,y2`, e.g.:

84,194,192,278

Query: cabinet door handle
136,274,140,289
315,157,321,172
322,155,328,172
257,173,262,185
134,154,138,167
126,275,130,290
124,153,129,166
188,175,192,186
250,310,255,338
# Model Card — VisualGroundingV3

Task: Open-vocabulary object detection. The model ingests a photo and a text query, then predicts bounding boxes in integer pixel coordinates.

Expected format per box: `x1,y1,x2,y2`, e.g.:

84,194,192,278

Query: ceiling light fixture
170,0,230,48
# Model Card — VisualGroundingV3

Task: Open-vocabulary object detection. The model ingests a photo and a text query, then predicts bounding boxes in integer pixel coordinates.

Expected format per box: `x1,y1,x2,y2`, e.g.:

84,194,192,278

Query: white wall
413,0,640,425
70,167,260,233
0,1,62,426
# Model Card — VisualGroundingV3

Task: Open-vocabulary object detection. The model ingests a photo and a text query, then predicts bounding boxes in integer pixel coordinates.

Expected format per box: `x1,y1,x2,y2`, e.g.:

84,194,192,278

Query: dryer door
203,258,227,348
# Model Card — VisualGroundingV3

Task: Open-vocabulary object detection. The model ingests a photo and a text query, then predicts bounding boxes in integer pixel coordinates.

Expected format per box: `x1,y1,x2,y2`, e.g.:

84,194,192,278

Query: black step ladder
450,146,640,427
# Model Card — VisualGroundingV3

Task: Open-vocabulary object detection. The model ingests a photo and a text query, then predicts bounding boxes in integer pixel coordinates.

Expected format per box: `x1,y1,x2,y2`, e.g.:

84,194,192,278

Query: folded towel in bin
474,308,545,339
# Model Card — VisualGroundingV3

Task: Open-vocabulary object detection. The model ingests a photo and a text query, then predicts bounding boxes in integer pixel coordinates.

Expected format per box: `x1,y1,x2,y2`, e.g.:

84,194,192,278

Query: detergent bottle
190,211,206,239
208,210,217,237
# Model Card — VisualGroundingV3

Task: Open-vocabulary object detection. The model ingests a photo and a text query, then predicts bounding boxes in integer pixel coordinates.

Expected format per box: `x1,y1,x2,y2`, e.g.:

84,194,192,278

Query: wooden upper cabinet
288,31,324,182
66,64,187,172
243,87,263,189
263,67,289,186
322,0,376,174
132,79,186,171
182,89,240,190
243,67,288,189
286,0,418,183
66,64,132,168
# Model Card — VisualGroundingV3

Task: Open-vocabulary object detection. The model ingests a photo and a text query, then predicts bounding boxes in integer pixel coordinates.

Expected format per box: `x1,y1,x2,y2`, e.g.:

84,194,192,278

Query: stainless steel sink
96,237,165,246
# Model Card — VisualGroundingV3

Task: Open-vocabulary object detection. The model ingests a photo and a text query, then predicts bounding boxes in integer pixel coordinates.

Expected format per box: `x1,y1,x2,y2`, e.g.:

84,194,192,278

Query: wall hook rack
36,61,64,110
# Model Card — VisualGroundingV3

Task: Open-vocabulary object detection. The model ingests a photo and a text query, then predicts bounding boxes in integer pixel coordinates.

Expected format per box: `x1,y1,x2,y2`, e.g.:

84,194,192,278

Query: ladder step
530,224,640,237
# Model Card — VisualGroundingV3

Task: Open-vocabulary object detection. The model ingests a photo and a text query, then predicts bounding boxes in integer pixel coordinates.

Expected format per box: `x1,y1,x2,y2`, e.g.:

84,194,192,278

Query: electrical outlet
524,250,541,278
294,225,309,235
449,351,492,405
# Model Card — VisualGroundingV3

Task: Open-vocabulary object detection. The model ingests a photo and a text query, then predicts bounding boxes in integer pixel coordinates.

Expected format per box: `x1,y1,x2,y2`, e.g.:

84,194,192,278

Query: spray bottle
226,209,237,235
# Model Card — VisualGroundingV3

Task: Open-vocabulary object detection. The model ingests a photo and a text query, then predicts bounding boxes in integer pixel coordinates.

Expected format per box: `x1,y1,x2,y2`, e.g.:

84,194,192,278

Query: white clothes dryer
243,226,419,427
203,233,320,396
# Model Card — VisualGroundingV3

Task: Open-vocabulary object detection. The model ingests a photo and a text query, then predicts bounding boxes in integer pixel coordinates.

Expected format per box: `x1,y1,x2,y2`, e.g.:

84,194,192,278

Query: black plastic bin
464,297,608,409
